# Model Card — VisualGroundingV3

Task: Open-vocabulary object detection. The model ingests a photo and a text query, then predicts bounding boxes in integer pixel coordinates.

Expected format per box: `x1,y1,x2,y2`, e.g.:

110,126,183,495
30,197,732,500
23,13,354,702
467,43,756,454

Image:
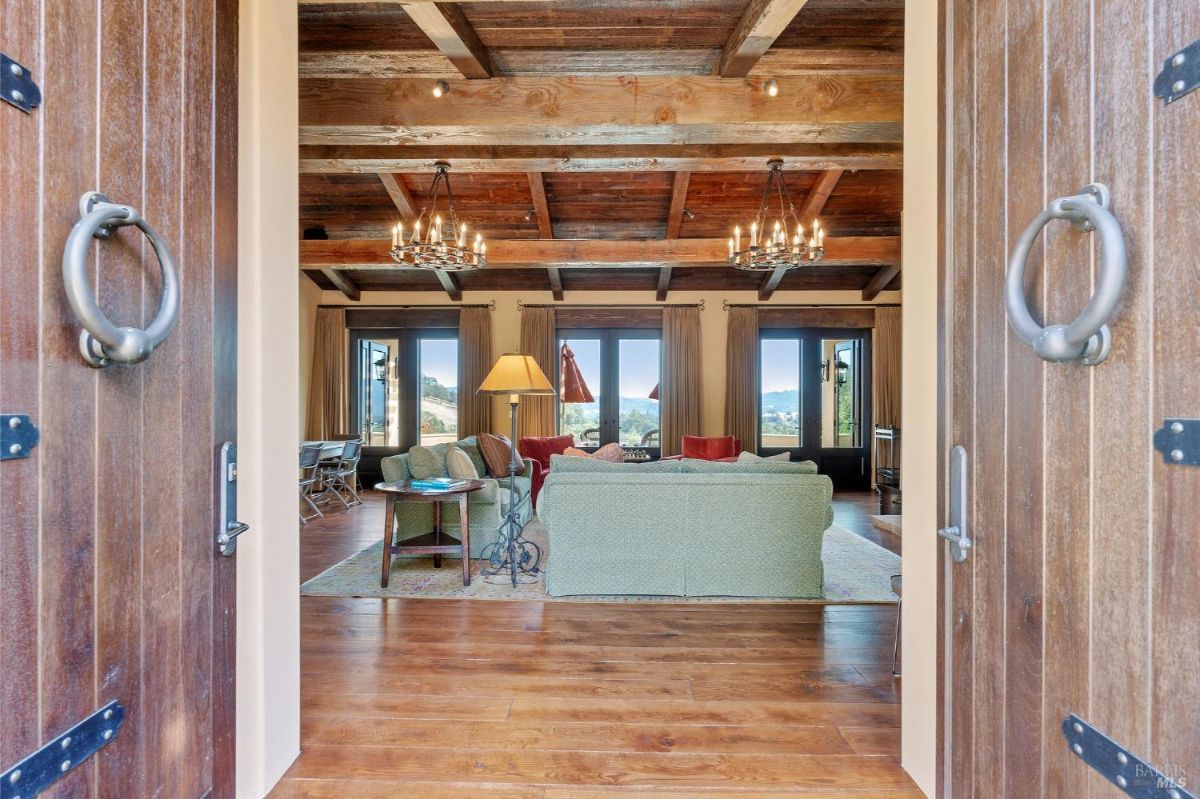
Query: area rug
301,520,901,604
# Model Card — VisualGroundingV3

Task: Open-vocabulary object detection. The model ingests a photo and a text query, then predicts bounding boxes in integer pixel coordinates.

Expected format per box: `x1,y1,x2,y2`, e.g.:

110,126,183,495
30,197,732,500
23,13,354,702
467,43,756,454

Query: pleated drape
873,306,901,429
517,306,557,439
660,305,703,457
305,307,348,440
724,306,760,453
457,306,493,438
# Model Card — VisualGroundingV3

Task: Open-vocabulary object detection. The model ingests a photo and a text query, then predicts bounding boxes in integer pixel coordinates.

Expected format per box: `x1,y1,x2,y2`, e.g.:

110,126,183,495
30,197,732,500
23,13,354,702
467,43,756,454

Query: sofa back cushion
681,435,741,460
550,455,683,474
519,434,574,470
478,432,526,477
680,458,818,475
408,443,449,479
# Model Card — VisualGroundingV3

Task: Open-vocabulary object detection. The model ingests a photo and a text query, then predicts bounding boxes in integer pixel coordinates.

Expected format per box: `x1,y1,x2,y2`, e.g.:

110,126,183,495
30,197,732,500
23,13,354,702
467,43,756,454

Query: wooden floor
271,491,918,798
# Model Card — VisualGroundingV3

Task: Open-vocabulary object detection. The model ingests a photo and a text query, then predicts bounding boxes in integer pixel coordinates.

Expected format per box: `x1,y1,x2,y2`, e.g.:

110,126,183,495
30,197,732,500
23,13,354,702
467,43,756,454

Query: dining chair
299,442,325,524
321,439,363,508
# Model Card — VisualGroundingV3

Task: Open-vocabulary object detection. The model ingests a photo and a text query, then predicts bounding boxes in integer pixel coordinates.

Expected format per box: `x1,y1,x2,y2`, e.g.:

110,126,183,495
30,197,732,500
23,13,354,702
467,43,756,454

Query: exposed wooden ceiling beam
861,263,901,301
527,171,562,300
299,76,903,146
378,172,418,218
659,171,692,301
400,3,493,79
433,269,463,301
716,0,812,78
759,167,843,300
300,143,903,174
321,268,361,301
300,236,899,270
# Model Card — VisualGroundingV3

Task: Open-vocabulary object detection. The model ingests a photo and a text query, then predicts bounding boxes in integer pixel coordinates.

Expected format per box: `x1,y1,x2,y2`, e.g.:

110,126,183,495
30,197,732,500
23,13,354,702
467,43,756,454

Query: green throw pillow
446,446,480,480
454,437,488,477
549,455,682,474
408,443,449,479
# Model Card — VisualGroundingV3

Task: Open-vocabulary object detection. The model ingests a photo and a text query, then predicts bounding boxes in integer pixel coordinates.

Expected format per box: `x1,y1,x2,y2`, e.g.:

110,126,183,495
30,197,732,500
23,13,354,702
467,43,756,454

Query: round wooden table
376,479,486,588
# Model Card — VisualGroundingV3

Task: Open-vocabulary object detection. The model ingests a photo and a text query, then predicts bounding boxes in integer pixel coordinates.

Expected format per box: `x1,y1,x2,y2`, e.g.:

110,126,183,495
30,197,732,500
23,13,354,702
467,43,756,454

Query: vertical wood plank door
942,0,1200,797
0,0,238,796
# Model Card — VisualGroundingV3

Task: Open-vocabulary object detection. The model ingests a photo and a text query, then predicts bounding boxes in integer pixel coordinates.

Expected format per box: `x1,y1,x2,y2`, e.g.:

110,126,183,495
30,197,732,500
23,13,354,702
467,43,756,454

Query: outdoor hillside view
558,337,661,447
420,338,458,445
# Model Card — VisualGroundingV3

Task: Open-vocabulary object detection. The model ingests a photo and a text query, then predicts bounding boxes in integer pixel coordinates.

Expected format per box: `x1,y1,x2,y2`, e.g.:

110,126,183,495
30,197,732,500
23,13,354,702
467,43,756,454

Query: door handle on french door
216,442,250,556
939,445,971,563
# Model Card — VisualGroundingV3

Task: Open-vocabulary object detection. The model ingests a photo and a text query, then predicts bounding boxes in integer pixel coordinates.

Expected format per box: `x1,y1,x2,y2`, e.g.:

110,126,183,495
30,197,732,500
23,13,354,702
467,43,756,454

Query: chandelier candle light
389,162,486,271
729,159,825,272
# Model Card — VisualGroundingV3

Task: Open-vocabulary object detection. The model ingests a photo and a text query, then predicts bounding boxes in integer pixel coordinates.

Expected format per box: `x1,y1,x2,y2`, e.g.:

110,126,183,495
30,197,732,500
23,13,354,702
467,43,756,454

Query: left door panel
0,0,238,796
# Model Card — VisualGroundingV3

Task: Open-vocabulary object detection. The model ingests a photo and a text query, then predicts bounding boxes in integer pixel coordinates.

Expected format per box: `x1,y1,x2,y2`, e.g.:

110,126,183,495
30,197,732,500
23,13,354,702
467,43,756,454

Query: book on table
410,477,470,490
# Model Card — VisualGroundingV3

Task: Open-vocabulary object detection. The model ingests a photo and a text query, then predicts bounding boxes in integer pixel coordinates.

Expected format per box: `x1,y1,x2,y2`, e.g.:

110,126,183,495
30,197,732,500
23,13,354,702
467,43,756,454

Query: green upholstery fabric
680,458,819,475
407,444,450,479
446,446,480,480
538,471,833,598
548,455,683,474
380,441,535,558
454,437,488,478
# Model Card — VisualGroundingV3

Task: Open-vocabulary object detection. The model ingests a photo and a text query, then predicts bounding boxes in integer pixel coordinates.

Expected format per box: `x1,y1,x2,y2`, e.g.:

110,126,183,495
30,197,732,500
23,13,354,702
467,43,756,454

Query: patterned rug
301,519,901,604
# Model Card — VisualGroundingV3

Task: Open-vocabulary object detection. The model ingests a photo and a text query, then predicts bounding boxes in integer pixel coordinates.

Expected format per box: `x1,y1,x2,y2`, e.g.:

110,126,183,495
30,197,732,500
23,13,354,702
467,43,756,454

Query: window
557,329,661,453
349,328,457,450
759,328,871,487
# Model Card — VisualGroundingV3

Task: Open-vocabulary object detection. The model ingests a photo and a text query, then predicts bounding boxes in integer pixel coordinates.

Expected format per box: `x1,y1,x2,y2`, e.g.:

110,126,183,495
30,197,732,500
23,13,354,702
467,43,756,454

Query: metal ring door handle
62,191,180,368
1004,183,1126,365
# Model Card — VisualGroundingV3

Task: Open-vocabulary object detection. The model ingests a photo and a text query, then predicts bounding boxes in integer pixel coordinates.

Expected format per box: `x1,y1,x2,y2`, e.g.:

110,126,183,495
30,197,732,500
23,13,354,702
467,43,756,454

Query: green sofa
379,436,534,559
537,457,834,598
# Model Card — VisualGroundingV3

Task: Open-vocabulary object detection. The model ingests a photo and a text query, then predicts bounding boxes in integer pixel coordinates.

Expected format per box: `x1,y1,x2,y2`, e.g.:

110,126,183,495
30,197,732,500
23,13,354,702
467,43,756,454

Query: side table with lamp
476,353,556,587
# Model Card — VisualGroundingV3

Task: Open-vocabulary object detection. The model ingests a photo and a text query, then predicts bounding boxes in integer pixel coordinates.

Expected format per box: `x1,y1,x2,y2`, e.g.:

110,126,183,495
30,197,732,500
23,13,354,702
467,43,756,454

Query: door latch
938,444,972,563
217,442,250,556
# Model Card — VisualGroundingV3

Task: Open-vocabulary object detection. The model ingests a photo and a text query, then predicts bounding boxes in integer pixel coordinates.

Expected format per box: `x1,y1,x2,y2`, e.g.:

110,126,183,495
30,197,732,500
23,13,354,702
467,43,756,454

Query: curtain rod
319,301,495,310
722,301,899,311
518,300,705,311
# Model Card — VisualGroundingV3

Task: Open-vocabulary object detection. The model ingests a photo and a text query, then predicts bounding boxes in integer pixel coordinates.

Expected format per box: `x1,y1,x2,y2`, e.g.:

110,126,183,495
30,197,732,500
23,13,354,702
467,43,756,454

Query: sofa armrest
380,453,412,484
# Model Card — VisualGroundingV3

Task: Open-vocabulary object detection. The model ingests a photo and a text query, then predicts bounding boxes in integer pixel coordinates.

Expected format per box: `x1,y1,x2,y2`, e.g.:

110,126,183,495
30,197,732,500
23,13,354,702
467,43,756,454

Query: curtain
517,306,557,439
873,306,901,429
724,306,759,453
660,305,703,457
305,307,348,440
457,306,493,438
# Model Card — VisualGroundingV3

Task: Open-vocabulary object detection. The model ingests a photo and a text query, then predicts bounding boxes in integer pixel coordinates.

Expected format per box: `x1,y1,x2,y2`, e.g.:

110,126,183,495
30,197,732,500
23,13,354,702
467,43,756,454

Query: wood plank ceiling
298,0,904,300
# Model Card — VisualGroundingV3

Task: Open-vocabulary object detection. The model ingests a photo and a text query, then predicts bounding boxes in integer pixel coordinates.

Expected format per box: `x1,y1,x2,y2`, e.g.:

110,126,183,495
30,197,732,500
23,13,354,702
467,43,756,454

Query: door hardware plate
1,701,124,799
1063,714,1194,799
1152,419,1200,466
1,414,40,461
217,442,250,556
1155,39,1200,104
1,54,42,113
939,445,971,562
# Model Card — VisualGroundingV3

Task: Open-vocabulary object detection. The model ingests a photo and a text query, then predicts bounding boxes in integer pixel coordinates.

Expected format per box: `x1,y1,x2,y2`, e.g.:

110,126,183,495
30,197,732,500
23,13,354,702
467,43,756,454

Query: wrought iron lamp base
478,400,542,587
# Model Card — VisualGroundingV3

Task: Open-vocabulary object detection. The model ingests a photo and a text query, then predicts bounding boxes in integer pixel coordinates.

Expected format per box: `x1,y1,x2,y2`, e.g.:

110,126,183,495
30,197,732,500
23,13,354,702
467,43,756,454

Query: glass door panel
358,338,398,446
821,338,862,448
417,338,459,445
760,337,802,449
558,337,602,446
618,338,661,447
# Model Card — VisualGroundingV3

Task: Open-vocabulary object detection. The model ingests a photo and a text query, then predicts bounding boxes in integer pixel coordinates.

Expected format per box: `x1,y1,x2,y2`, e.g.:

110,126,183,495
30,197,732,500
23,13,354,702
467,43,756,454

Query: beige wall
299,286,900,439
900,0,939,794
238,0,300,794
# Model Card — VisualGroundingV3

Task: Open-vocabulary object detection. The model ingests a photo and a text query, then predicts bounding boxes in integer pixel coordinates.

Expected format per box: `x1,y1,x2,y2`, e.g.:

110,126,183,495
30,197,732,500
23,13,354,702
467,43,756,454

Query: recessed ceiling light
764,78,779,97
432,80,449,98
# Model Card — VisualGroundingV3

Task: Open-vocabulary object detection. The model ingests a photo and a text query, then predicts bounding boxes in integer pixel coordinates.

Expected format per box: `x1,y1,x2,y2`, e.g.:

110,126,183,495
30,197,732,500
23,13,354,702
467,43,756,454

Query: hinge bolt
103,729,113,740
9,88,24,104
1116,750,1128,765
1173,80,1187,94
7,416,20,428
60,736,71,749
9,443,22,456
1116,775,1128,788
1170,449,1184,463
1072,721,1084,734
9,768,21,783
59,760,70,773
103,709,113,720
1170,421,1184,434
9,62,22,76
1173,52,1187,68
1073,743,1083,756
1169,789,1183,799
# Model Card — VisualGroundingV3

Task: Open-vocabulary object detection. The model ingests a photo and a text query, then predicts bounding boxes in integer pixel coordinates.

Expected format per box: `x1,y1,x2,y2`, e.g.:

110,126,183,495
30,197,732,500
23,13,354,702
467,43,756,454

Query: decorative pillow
446,445,480,480
681,435,742,460
518,434,575,470
593,442,623,462
453,437,488,477
407,444,449,479
737,451,791,462
478,432,525,477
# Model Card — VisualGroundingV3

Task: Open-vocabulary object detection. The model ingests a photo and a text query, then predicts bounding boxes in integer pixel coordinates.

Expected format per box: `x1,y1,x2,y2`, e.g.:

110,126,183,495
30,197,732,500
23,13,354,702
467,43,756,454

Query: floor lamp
477,353,555,587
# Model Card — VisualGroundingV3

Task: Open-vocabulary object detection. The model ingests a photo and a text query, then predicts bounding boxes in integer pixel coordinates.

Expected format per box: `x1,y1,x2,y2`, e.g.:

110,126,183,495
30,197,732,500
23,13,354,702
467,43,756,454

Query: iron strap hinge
1155,39,1200,104
1063,714,1195,799
1,54,41,113
1,701,125,799
1153,419,1200,466
1,415,40,461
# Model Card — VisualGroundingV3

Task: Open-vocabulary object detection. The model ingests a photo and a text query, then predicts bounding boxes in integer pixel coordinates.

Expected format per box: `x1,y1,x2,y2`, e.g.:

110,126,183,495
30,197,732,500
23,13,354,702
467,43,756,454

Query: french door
941,0,1199,796
556,329,662,455
759,328,872,488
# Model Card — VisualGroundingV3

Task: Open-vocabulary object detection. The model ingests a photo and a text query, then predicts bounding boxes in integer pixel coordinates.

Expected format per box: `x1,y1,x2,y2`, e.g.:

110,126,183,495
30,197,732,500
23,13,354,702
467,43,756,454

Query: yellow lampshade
477,353,555,396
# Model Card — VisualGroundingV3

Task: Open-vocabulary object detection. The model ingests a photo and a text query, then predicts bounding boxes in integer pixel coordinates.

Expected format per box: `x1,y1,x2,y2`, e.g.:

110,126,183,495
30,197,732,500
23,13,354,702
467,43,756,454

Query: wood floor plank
307,718,856,755
271,782,543,799
545,790,925,799
302,670,694,700
303,693,513,721
838,726,903,757
507,698,901,728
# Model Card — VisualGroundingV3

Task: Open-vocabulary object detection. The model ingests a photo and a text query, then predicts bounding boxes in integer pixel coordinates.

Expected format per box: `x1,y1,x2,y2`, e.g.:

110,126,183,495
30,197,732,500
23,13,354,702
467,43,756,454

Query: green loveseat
379,436,534,559
537,457,834,597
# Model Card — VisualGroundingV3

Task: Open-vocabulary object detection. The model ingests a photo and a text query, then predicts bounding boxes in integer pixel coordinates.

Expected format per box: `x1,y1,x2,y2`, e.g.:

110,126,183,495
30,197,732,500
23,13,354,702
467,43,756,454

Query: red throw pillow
681,435,741,460
518,434,575,471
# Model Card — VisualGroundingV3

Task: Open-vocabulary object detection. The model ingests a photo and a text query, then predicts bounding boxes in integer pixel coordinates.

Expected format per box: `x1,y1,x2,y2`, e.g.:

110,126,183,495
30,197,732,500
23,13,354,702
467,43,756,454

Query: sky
561,337,660,399
420,338,458,387
760,339,800,393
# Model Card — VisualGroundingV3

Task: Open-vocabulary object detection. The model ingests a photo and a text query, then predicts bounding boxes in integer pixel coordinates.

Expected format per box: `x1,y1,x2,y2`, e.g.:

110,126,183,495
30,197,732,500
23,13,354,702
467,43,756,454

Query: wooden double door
942,0,1199,796
0,0,238,796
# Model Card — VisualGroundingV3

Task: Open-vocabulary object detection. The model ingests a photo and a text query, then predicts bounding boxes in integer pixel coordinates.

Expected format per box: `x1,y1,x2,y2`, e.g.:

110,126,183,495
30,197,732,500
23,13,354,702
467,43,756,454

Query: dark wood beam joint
716,0,812,78
402,3,493,79
434,269,463,301
861,264,901,301
322,268,361,302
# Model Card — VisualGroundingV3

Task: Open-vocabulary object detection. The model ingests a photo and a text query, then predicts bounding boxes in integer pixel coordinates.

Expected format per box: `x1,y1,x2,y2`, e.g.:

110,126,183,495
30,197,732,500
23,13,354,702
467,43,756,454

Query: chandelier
389,162,486,271
728,159,824,271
